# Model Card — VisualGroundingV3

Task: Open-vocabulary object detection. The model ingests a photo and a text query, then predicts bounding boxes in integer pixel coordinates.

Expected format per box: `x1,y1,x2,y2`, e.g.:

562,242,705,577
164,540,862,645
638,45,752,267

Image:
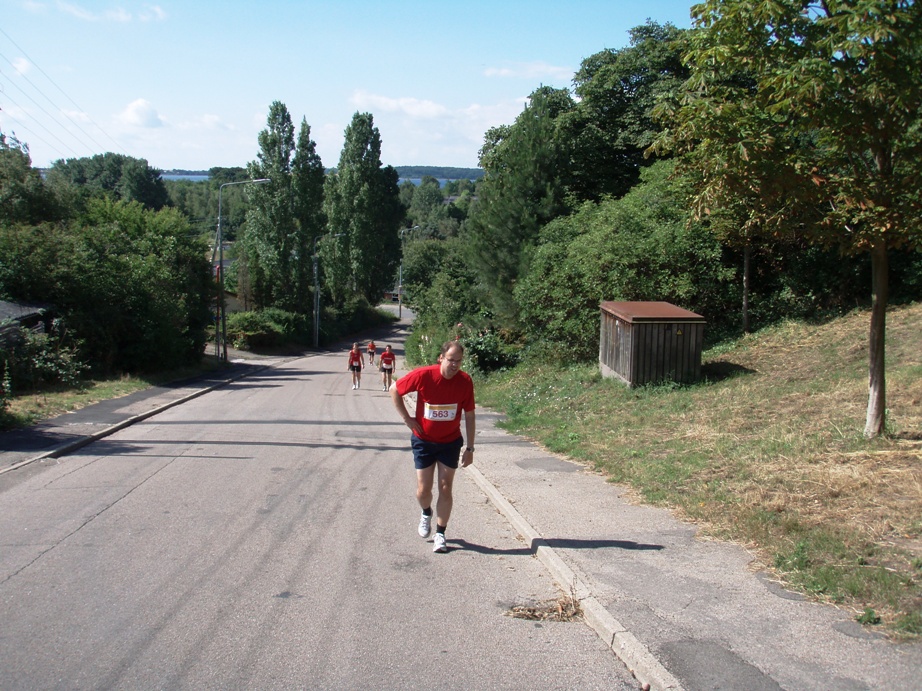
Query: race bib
423,403,457,422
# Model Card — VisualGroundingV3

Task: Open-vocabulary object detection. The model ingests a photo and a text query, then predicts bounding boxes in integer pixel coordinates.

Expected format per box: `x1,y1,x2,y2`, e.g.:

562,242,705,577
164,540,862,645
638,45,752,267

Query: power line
0,107,70,160
0,87,81,158
0,26,130,158
0,51,113,155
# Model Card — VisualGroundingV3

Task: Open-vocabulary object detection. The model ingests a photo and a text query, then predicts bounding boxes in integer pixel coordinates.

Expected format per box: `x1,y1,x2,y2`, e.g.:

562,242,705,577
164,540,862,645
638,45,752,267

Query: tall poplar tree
244,102,324,312
323,112,402,305
292,118,327,311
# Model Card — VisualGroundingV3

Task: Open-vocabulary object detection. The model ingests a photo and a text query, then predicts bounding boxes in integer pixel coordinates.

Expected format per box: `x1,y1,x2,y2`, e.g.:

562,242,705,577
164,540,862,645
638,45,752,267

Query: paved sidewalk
470,411,922,690
2,347,920,690
0,349,288,474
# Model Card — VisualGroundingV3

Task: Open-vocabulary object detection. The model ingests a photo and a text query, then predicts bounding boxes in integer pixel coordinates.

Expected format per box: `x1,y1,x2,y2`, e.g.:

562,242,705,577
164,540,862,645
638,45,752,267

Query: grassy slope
476,302,922,636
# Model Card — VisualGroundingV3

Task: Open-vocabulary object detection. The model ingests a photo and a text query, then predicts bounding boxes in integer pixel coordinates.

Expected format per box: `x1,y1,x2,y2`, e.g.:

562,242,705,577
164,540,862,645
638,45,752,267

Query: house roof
0,300,49,324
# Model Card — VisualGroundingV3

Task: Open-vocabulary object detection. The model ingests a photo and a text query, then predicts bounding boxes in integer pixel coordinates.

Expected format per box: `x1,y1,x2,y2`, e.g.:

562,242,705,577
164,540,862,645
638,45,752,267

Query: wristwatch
465,447,475,453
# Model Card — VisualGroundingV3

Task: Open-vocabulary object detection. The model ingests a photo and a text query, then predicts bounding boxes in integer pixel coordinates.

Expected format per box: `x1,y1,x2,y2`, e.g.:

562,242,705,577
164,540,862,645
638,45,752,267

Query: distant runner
367,340,376,367
347,342,365,390
379,344,396,391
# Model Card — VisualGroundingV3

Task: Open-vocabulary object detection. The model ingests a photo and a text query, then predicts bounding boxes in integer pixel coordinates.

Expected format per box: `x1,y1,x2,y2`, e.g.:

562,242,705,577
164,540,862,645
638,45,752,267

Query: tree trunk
864,242,889,438
742,242,751,334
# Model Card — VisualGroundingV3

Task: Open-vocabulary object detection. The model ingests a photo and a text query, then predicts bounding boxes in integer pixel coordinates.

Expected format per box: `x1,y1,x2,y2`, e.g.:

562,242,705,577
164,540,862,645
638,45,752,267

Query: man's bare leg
416,464,435,510
435,462,456,528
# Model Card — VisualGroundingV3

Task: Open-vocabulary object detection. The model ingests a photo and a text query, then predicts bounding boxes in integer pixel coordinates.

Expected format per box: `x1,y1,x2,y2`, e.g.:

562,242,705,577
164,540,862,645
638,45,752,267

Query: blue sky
1,1,695,171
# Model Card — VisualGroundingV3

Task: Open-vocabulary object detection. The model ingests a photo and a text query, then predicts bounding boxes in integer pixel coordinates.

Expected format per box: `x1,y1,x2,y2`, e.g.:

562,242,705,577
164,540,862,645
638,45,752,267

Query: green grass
2,356,224,430
476,303,922,637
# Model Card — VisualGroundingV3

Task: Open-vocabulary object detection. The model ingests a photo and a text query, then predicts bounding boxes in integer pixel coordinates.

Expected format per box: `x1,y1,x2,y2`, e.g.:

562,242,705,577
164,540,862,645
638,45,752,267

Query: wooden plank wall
599,313,633,385
600,313,704,386
634,321,705,385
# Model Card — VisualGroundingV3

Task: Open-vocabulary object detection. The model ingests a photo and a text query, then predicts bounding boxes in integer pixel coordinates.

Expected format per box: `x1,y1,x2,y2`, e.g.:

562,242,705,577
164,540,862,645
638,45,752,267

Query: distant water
162,174,209,182
164,175,470,185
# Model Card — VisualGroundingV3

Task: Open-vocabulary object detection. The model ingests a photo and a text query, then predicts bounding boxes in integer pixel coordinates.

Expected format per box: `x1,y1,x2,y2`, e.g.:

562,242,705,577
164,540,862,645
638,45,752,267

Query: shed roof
0,300,48,323
600,301,705,323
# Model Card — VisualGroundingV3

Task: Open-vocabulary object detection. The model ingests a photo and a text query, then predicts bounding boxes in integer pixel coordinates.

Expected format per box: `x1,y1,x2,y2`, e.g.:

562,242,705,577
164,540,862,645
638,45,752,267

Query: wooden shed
599,301,706,387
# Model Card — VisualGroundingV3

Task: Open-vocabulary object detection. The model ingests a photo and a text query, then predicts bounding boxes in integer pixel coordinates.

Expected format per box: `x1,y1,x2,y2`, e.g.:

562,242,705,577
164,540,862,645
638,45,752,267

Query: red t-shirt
396,364,475,444
379,351,396,369
348,351,363,367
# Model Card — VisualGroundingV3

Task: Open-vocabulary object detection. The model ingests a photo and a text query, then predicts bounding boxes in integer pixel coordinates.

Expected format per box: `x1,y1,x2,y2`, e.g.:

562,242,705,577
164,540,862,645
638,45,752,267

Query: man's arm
461,409,476,467
390,384,422,436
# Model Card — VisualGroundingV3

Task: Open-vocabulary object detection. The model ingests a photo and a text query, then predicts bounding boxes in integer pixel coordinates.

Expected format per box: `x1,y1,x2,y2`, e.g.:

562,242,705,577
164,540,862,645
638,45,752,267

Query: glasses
444,358,462,365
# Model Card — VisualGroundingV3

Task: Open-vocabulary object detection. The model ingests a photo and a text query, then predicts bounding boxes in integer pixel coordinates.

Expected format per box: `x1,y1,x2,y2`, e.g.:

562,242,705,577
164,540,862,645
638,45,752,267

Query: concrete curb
0,365,268,477
467,464,684,691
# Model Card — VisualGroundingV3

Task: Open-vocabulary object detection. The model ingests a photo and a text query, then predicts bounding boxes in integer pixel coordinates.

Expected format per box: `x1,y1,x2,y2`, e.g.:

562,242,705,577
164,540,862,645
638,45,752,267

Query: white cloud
350,90,448,119
12,58,31,75
62,108,91,123
56,1,100,20
200,114,231,130
484,61,573,83
55,1,165,22
105,7,131,22
117,99,164,128
341,91,528,167
139,4,167,22
173,114,235,132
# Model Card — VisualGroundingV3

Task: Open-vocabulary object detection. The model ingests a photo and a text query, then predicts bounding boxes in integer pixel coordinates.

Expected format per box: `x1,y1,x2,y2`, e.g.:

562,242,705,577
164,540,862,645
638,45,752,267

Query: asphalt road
0,342,639,689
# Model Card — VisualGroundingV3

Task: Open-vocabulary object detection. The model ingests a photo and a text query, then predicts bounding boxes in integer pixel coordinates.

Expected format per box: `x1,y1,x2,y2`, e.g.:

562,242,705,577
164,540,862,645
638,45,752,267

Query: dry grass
505,594,582,622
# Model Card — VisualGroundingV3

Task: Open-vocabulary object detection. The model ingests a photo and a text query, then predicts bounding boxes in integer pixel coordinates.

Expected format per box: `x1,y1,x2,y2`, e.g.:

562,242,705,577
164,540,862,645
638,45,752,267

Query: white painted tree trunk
864,243,889,438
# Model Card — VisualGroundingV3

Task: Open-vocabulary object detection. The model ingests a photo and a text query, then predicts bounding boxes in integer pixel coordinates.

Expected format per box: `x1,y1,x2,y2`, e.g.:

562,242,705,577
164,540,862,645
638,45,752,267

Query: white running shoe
433,533,447,553
418,512,431,538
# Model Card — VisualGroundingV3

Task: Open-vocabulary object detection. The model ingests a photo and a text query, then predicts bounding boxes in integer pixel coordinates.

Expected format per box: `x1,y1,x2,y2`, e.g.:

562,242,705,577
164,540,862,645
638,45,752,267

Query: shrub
225,310,305,350
0,200,212,375
461,329,520,373
0,322,88,392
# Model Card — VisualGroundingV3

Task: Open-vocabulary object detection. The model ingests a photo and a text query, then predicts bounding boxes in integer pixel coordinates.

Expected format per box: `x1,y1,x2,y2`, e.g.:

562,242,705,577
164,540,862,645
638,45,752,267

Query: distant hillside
162,169,209,176
160,166,485,180
395,166,483,180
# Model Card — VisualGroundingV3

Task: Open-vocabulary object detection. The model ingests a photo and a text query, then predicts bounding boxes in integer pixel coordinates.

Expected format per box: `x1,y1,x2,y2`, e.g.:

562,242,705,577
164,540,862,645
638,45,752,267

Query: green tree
515,160,735,360
244,102,324,313
402,236,482,366
0,199,211,373
45,152,168,212
565,21,689,202
0,132,58,225
292,118,327,311
208,167,248,184
408,175,447,234
466,86,574,322
659,0,922,437
323,112,402,305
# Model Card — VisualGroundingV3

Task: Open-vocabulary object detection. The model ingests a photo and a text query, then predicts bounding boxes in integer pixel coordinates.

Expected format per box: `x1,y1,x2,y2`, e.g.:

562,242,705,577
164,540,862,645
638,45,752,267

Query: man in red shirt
390,341,475,553
346,342,364,390
366,340,376,367
379,344,396,391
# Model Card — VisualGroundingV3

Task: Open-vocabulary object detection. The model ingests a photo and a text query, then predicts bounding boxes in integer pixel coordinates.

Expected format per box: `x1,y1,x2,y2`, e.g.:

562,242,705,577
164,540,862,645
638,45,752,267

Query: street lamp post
216,178,270,362
398,225,419,318
313,233,345,348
